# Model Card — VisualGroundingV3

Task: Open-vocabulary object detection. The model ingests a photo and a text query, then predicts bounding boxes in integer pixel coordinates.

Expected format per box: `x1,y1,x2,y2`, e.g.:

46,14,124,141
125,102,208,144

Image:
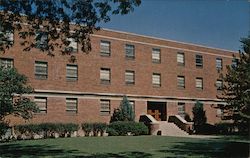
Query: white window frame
125,70,135,85
34,97,47,114
177,52,185,66
177,102,185,118
66,64,78,81
35,31,48,49
0,30,14,45
0,58,13,69
152,73,161,87
65,37,78,52
35,61,48,79
129,101,135,115
216,80,223,90
196,78,203,89
177,76,185,88
216,58,223,70
100,68,111,84
125,44,135,59
100,40,111,56
100,99,110,115
196,54,203,68
152,48,161,63
66,98,78,113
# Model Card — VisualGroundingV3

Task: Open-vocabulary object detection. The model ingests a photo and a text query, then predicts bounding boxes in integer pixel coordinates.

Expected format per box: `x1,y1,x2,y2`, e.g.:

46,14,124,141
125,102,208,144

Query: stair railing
139,114,160,135
168,115,193,134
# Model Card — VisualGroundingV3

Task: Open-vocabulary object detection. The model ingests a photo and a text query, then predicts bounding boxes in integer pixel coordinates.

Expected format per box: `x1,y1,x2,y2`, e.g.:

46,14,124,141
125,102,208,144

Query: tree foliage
110,95,135,123
0,0,141,56
218,36,250,128
0,68,39,122
192,101,207,133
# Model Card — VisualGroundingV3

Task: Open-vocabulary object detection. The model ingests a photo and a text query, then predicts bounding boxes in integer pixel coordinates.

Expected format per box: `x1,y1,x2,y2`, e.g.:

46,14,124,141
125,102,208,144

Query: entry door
147,102,167,121
147,109,162,121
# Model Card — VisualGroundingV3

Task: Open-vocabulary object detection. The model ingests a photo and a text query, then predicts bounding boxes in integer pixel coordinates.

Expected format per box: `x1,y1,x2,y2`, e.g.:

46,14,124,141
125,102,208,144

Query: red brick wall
0,29,236,125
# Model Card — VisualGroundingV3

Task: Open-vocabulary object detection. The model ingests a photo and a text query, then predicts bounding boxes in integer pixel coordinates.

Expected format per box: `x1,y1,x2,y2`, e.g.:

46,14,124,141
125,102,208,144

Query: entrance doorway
147,101,167,121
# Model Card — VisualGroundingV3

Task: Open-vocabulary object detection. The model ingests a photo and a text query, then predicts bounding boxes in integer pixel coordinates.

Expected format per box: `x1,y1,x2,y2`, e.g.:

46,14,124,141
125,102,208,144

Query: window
66,65,78,81
196,78,203,89
178,102,185,118
177,52,185,66
35,61,48,79
129,101,135,115
217,104,224,116
100,99,110,115
35,31,48,49
152,48,161,63
100,68,111,84
65,38,78,52
34,97,47,114
152,73,161,87
216,80,223,90
66,98,77,113
177,76,185,88
0,30,14,45
0,58,13,68
125,70,135,85
231,58,238,68
216,58,223,70
196,54,203,68
100,41,111,56
125,44,135,59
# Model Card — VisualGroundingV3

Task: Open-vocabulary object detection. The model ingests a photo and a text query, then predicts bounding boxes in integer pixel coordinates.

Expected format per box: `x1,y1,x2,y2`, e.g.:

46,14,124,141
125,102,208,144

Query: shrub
110,96,135,123
15,123,79,138
93,123,107,136
0,122,9,137
108,121,148,136
194,123,218,135
63,123,79,133
106,128,119,136
82,123,93,136
215,122,237,134
16,124,43,134
192,101,207,133
82,123,107,136
184,113,192,122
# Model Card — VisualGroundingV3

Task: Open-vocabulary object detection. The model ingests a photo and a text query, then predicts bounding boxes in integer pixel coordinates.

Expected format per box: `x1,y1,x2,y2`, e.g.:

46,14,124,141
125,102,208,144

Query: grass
0,136,249,158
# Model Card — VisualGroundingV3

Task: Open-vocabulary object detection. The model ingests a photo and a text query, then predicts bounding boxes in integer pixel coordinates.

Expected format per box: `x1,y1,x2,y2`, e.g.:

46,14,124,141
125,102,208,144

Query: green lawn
0,136,249,158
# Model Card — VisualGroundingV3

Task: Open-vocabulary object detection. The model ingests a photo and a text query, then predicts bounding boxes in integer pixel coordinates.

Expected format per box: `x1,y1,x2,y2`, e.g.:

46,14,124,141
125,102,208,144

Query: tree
0,68,39,124
110,95,135,122
218,36,250,132
192,100,207,133
0,0,141,56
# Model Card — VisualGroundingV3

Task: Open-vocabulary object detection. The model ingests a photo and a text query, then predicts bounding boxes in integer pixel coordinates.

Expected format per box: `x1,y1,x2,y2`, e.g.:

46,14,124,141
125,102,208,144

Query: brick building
0,28,237,125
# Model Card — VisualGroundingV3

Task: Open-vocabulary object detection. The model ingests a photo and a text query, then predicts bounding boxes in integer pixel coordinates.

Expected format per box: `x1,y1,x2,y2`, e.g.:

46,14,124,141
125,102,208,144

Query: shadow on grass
157,139,250,158
0,143,152,158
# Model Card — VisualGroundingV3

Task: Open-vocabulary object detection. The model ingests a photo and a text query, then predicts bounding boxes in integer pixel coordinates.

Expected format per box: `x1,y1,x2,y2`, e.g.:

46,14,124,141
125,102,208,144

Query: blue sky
100,0,249,51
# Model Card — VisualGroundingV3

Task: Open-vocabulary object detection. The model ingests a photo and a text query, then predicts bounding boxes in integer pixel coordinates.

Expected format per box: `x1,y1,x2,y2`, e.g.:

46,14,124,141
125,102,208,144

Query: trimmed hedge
107,121,149,136
82,123,107,136
215,122,238,134
15,123,79,138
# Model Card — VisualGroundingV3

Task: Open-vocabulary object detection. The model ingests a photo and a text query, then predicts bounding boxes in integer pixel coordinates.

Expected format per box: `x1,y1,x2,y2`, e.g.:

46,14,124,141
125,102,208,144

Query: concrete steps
159,121,189,137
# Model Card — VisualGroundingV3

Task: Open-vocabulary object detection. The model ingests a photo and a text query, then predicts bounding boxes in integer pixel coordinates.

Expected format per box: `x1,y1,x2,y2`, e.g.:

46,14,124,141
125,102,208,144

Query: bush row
106,121,149,136
0,122,9,137
7,121,148,140
15,123,79,139
193,122,248,135
82,123,107,136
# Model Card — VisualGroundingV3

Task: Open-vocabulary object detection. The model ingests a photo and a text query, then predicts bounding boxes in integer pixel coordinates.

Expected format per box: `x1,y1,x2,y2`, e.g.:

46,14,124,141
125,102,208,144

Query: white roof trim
102,28,236,53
